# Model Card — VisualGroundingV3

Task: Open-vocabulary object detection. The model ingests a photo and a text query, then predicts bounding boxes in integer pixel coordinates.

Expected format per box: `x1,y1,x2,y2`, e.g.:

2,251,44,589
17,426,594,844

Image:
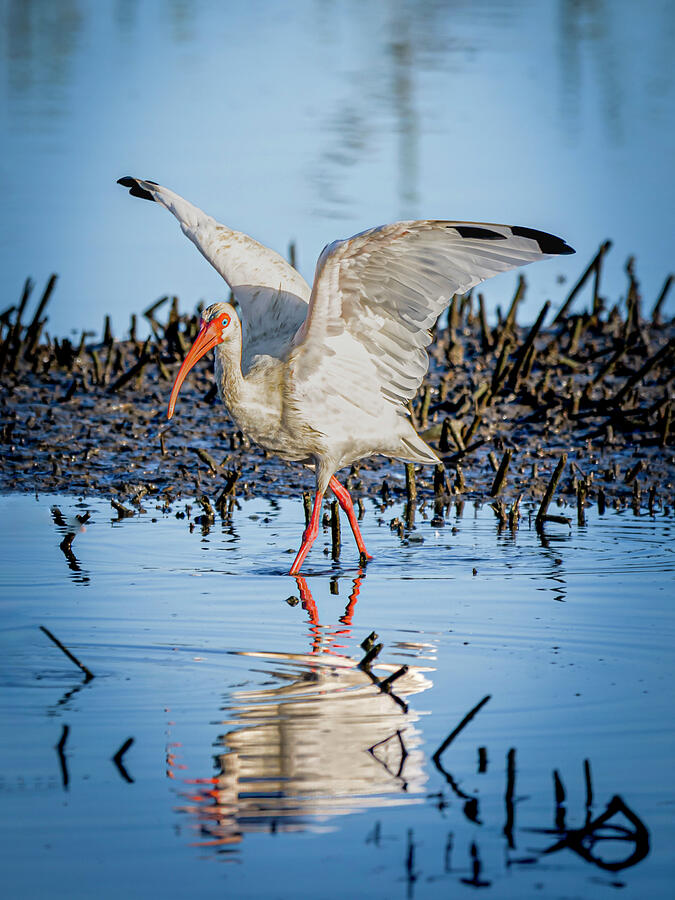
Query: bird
117,176,574,574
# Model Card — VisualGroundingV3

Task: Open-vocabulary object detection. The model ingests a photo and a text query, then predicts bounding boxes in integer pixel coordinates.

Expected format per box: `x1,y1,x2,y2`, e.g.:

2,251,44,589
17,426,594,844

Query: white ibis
118,176,574,573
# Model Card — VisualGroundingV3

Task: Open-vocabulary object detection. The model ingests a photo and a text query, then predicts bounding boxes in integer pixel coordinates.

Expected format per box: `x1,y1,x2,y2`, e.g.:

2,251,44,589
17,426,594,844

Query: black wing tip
117,176,156,202
512,225,575,255
453,223,575,254
454,225,504,240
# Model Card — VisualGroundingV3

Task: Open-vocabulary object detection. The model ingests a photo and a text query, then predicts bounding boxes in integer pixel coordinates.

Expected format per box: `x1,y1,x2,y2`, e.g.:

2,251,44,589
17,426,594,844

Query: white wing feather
119,179,573,423
119,178,311,366
293,220,573,409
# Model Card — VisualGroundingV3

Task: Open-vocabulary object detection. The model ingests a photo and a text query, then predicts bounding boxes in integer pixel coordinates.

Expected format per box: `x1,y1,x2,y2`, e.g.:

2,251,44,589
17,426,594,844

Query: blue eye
222,315,230,328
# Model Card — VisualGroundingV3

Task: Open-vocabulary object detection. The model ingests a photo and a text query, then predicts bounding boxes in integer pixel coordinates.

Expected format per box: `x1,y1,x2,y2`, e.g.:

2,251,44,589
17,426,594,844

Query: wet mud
1,252,673,526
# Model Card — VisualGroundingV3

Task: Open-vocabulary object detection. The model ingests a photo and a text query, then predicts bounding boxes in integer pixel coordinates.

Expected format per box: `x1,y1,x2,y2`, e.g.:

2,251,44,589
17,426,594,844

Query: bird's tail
117,176,211,233
397,431,441,467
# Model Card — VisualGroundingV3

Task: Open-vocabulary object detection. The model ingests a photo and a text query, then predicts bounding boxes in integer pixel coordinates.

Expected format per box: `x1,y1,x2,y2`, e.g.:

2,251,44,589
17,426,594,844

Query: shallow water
1,492,673,898
1,0,674,335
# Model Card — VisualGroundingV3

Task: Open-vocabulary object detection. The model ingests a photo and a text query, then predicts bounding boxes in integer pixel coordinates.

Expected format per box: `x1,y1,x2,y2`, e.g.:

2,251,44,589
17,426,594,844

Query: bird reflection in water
172,573,433,847
168,574,650,881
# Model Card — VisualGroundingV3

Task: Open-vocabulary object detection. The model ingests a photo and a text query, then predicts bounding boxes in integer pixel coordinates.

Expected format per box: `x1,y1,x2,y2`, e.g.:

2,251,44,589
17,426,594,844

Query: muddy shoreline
1,258,673,524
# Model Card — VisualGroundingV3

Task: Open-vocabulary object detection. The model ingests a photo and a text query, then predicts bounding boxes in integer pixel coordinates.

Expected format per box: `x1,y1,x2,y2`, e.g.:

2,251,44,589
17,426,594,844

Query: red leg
289,490,323,575
329,476,373,561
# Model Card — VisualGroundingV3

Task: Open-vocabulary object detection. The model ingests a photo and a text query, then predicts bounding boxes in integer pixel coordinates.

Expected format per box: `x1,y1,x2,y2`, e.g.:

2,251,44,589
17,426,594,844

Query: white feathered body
119,177,573,494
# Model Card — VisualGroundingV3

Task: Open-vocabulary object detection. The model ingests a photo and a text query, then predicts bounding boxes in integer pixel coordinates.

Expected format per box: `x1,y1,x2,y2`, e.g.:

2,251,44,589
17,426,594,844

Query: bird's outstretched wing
118,177,311,365
293,220,574,407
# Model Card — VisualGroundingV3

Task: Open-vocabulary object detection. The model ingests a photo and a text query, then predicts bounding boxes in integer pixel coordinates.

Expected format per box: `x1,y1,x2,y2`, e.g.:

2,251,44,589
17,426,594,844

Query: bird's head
167,302,239,420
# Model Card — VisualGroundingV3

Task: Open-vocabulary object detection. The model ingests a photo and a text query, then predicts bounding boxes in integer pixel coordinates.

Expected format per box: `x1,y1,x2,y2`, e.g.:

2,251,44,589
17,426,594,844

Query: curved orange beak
167,319,220,419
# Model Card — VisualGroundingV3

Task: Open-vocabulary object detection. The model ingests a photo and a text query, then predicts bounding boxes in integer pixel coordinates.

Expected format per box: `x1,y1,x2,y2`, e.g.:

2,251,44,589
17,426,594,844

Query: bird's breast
217,366,316,463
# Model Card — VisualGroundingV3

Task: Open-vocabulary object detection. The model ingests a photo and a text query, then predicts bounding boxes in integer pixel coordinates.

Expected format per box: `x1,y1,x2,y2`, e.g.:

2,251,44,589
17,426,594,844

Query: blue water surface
0,492,673,898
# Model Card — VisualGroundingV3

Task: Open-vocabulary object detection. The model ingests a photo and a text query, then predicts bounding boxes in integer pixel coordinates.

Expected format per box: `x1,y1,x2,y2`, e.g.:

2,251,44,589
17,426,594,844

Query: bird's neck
214,340,245,410
213,340,284,448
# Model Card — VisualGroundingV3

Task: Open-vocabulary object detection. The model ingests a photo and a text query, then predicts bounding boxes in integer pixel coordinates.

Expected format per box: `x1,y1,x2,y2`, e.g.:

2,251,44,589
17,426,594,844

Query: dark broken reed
651,274,673,325
610,338,674,407
624,460,646,485
379,665,409,691
506,300,550,390
40,625,95,681
190,446,221,474
361,631,378,652
536,454,568,530
24,274,58,359
553,241,611,324
302,491,312,526
359,640,383,670
490,449,512,497
405,463,417,504
106,337,152,393
111,498,134,519
330,498,341,560
356,638,410,712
